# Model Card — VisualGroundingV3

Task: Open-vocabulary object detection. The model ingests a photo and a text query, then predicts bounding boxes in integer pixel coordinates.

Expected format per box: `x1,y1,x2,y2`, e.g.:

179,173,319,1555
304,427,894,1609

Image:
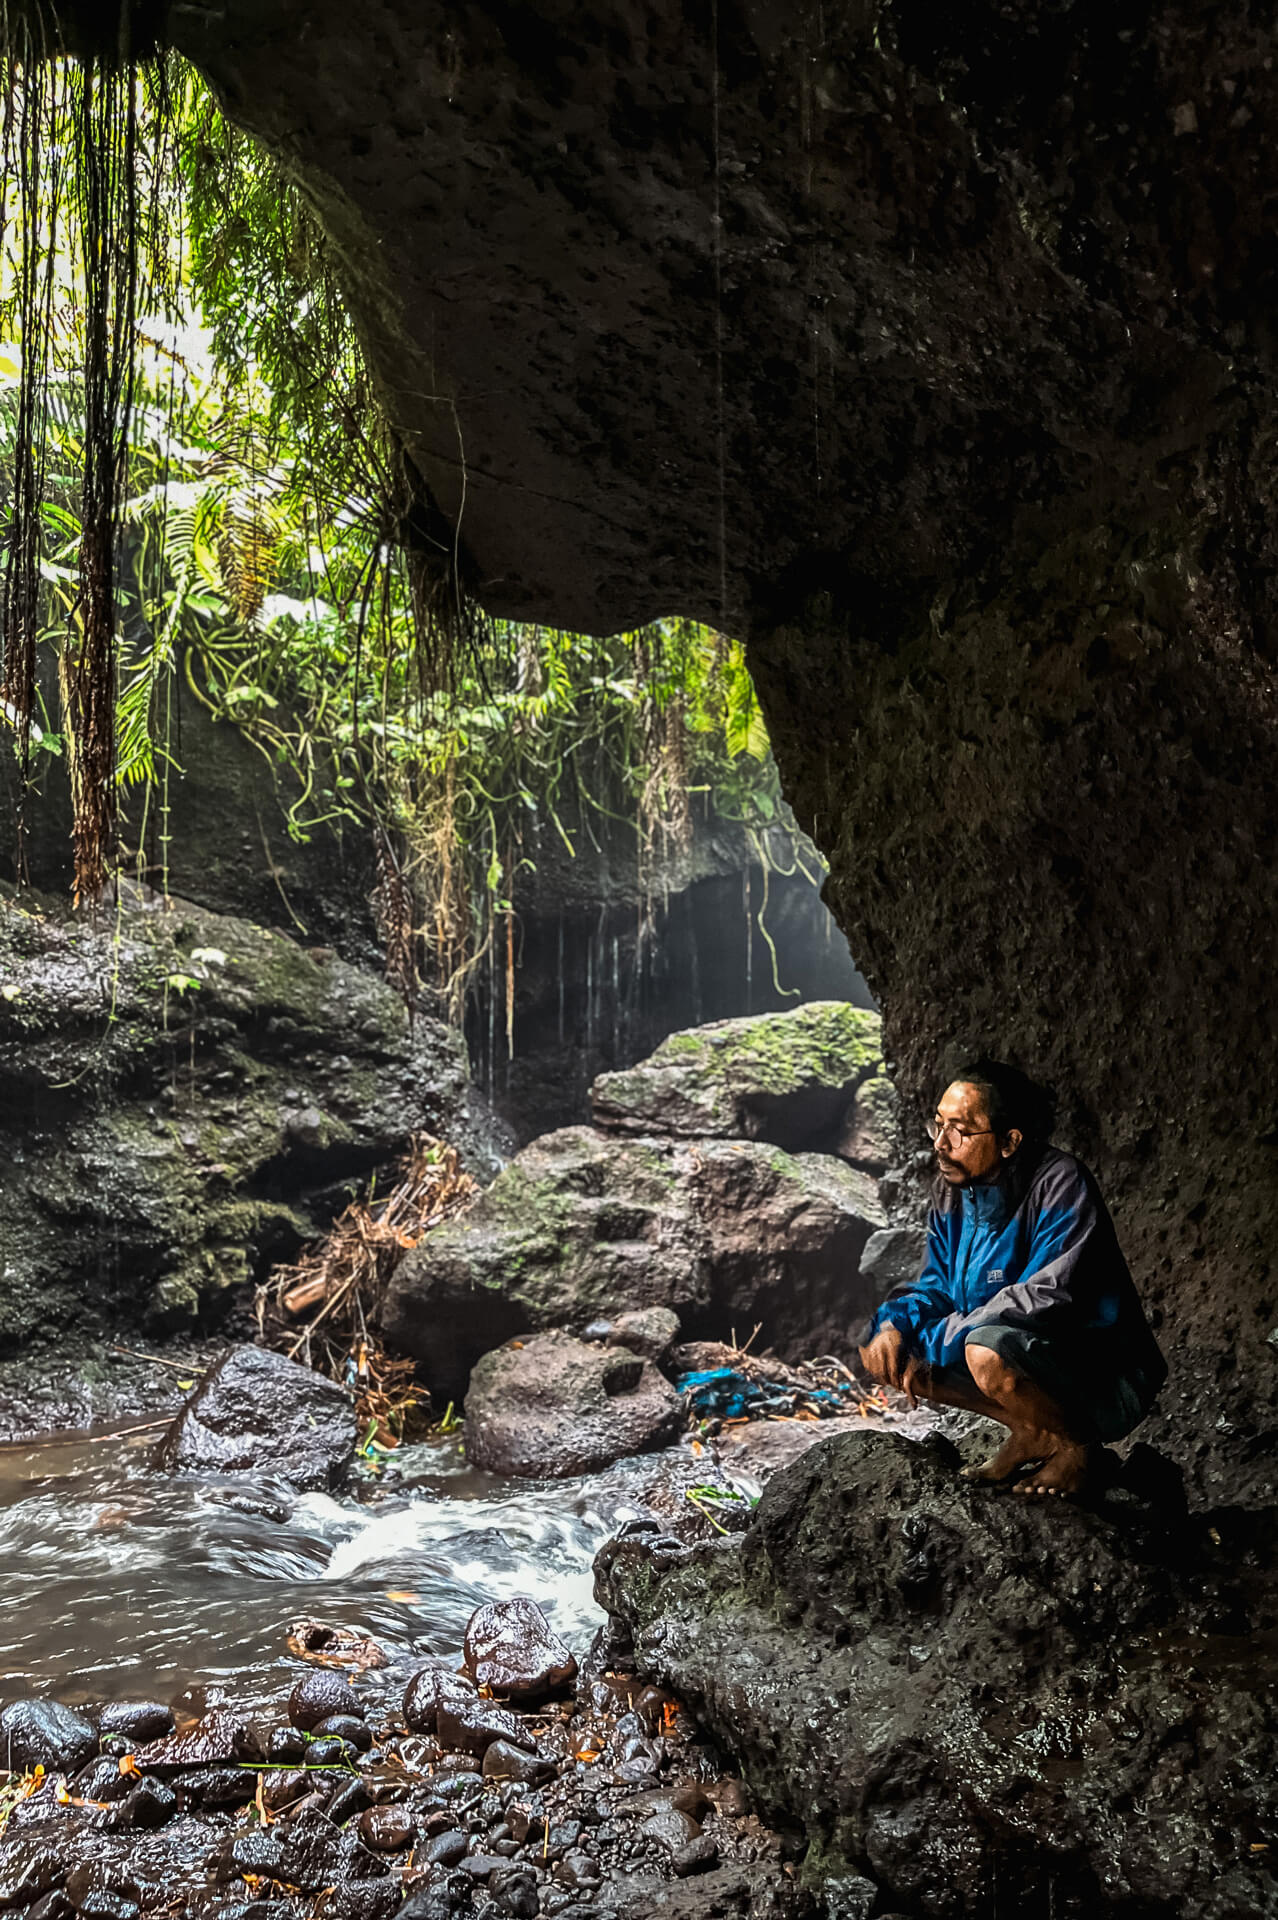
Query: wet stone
313,1713,372,1751
26,1893,73,1920
133,1711,255,1772
557,1851,602,1889
489,1867,538,1919
460,1854,509,1881
321,1883,401,1920
267,1725,308,1763
305,1734,354,1767
639,1809,702,1851
357,1805,415,1852
423,1829,468,1867
153,1345,355,1493
0,1700,97,1775
0,1838,65,1908
260,1768,309,1813
397,1889,451,1920
671,1836,719,1876
464,1597,578,1702
179,1766,257,1809
402,1665,473,1735
96,1702,174,1747
71,1758,134,1804
104,1778,179,1830
77,1895,139,1920
289,1670,364,1732
437,1693,534,1759
481,1738,555,1785
326,1778,373,1824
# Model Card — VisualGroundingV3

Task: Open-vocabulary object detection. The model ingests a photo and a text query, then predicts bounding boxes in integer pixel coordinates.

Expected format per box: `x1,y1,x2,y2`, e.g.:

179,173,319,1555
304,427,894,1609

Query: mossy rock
0,885,507,1347
384,1122,886,1402
591,1001,885,1149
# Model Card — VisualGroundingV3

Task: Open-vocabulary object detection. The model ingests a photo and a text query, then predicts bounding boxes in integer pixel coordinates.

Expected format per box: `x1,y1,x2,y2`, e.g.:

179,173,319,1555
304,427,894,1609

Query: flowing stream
0,1426,627,1715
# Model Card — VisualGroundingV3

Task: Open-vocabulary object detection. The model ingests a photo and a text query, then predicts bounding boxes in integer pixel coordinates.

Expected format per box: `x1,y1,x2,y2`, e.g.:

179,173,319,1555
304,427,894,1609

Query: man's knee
965,1339,1017,1397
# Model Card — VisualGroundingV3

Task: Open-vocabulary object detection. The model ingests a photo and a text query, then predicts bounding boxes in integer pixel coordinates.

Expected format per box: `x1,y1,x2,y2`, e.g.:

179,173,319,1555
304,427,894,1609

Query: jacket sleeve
869,1213,956,1348
918,1173,1100,1368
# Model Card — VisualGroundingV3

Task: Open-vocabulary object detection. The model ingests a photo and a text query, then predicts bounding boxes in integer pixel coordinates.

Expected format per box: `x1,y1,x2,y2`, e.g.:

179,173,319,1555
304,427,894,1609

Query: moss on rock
0,886,506,1346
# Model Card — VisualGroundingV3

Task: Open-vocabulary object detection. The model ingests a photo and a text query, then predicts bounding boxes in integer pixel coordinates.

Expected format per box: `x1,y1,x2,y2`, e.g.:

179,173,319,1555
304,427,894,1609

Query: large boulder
463,1331,683,1477
0,887,507,1347
590,1003,885,1151
383,1128,885,1401
596,1431,1278,1919
153,1345,356,1491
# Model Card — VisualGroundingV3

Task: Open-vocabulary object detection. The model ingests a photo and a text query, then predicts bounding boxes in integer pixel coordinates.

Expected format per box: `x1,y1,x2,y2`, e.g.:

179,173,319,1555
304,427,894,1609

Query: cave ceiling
153,0,1278,637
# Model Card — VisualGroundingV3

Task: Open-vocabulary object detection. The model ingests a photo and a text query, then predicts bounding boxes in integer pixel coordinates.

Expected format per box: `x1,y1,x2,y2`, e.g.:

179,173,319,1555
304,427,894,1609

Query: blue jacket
870,1146,1167,1392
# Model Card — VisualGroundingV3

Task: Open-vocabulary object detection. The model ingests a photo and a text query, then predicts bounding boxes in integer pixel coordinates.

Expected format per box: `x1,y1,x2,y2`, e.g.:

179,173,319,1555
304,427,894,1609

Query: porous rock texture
462,1330,684,1476
591,1001,883,1149
383,1122,885,1402
596,1430,1278,1919
0,886,505,1343
107,0,1276,1503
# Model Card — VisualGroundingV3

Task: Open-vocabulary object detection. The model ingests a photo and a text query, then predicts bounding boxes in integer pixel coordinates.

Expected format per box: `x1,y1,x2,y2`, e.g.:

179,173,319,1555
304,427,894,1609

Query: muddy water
0,1426,622,1712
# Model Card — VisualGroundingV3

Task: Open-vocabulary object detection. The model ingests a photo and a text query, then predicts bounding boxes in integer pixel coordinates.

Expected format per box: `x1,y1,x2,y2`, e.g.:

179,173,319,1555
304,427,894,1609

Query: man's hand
859,1326,931,1407
859,1325,907,1391
900,1353,930,1409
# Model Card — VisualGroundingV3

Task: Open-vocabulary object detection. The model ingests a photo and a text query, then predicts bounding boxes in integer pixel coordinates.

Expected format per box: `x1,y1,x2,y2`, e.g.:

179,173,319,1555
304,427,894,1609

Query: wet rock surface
387,1125,885,1402
0,1601,808,1920
464,1334,683,1479
153,1346,356,1492
590,1004,884,1152
463,1599,578,1702
597,1429,1278,1918
0,887,507,1349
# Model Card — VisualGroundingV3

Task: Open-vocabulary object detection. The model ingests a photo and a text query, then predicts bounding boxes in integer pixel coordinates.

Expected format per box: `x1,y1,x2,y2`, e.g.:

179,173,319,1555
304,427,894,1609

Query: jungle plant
0,38,821,1042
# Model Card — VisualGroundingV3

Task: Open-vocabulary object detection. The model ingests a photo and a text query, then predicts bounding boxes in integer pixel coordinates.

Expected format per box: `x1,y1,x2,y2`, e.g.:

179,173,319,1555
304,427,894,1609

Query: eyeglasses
927,1117,996,1146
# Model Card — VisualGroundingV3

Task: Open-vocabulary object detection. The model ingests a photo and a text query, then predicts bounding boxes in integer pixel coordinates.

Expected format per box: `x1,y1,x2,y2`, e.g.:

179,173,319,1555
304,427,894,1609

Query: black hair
932,1057,1058,1213
948,1056,1058,1148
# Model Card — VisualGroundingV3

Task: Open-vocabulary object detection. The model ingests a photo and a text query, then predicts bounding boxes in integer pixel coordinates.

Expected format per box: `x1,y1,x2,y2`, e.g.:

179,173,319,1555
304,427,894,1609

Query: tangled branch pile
256,1133,475,1445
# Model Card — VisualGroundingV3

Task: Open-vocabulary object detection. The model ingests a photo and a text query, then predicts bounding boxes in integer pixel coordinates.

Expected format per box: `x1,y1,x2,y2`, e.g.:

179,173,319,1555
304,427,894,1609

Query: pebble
437,1692,535,1759
305,1734,354,1767
481,1737,555,1785
402,1663,469,1734
672,1835,719,1876
640,1807,702,1850
557,1850,603,1889
288,1669,364,1731
77,1895,139,1920
357,1804,416,1851
325,1778,372,1824
108,1777,178,1830
268,1725,309,1763
423,1829,468,1867
460,1853,510,1880
313,1712,373,1751
97,1701,175,1745
0,1699,98,1774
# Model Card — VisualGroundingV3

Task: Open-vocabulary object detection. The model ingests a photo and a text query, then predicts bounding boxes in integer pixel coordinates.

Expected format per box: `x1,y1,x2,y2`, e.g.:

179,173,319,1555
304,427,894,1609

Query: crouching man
859,1058,1167,1498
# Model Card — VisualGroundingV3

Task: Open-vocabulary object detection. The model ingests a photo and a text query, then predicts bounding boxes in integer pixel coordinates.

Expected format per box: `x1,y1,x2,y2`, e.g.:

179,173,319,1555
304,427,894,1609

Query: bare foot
960,1430,1048,1484
1014,1440,1093,1500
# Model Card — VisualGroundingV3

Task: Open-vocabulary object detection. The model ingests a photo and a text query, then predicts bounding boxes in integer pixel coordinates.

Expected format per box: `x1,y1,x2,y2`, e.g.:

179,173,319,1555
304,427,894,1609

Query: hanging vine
0,40,824,1038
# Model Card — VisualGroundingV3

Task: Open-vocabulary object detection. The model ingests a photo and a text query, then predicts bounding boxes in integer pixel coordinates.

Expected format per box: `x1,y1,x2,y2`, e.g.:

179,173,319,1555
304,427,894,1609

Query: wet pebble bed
0,1425,814,1920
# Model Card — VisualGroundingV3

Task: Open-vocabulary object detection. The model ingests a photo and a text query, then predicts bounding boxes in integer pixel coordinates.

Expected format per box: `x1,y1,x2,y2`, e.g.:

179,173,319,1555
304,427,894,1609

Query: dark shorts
949,1324,1157,1444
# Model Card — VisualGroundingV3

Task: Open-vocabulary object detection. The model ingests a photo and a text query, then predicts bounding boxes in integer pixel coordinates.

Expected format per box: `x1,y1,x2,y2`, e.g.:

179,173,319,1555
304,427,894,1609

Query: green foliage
0,50,818,1024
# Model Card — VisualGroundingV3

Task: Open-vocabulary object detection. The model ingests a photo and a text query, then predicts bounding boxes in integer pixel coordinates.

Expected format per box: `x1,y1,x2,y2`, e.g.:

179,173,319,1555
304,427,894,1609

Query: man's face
932,1080,1019,1186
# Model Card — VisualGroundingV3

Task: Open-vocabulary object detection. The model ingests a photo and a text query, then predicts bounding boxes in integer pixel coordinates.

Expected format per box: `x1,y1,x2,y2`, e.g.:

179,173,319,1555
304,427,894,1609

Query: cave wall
26,0,1278,1493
